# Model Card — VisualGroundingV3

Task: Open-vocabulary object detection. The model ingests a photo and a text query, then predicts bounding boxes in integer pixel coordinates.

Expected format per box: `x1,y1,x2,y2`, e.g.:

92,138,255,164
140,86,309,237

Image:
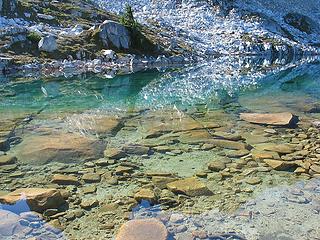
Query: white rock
38,35,57,52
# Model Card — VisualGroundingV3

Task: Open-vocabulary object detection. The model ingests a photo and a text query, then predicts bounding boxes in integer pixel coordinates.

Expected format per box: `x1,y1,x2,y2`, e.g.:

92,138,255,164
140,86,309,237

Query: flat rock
13,133,104,165
167,177,212,197
0,188,65,213
152,176,178,189
52,174,80,186
116,218,168,240
210,139,250,150
82,173,101,183
0,155,17,166
254,143,295,154
134,188,156,203
240,112,296,126
264,159,298,171
104,148,126,159
123,144,150,155
252,149,280,160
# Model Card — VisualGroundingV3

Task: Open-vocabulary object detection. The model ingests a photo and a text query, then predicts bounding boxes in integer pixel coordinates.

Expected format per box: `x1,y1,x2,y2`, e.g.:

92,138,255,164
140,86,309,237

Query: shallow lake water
0,57,320,240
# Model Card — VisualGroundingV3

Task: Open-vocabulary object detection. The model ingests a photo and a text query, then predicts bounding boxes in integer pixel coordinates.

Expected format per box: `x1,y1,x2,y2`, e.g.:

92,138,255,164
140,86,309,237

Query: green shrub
120,4,138,29
27,32,42,43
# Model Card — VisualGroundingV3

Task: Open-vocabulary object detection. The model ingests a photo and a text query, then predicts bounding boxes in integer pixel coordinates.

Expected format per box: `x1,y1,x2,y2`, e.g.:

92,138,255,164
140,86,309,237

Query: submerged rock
0,154,16,166
116,218,168,240
0,188,65,213
134,188,156,203
13,133,104,165
240,112,297,126
166,177,212,197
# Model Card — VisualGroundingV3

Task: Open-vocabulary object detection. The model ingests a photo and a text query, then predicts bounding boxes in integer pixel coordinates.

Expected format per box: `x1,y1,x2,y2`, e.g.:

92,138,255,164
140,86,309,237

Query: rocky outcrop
0,188,66,213
98,20,131,49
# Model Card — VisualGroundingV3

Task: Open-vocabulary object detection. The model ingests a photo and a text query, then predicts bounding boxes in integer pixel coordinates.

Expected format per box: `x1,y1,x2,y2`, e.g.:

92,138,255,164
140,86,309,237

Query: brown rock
52,174,80,186
104,148,126,159
82,173,101,183
245,177,262,185
264,159,297,171
80,199,99,210
123,145,150,155
152,176,178,189
208,160,226,172
13,133,104,165
240,112,296,126
167,178,212,197
252,150,280,161
134,188,156,203
254,143,295,154
310,164,320,173
116,218,168,240
0,188,65,213
0,155,17,166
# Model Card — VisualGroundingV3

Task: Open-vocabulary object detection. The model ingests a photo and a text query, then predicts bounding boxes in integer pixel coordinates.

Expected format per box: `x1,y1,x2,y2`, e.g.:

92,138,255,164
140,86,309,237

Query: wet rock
13,133,104,165
52,174,80,186
254,143,295,154
116,218,168,240
123,144,150,155
240,112,297,126
0,154,16,165
208,160,226,172
114,166,134,175
210,139,250,150
134,188,156,203
212,131,242,141
104,148,126,159
82,173,101,183
81,185,97,194
0,188,65,213
167,177,212,197
226,150,250,158
252,149,280,160
152,176,178,189
0,210,30,237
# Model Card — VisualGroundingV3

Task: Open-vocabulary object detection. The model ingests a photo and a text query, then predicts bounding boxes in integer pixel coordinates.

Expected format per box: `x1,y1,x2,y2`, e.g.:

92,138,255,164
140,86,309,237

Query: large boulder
38,35,57,52
0,188,66,213
240,112,297,126
116,219,168,240
12,133,104,165
98,20,131,49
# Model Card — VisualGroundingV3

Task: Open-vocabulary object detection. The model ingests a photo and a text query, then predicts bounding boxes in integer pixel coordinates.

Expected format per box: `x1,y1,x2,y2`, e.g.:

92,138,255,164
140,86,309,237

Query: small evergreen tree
120,4,137,28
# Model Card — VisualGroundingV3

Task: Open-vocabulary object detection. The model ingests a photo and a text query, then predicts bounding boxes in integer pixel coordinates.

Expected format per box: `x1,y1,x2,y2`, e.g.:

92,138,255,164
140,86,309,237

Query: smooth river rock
116,218,168,240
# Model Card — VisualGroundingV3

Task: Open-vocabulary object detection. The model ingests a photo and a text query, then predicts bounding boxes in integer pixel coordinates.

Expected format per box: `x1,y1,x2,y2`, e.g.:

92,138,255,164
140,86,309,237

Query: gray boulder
38,35,57,52
98,20,131,49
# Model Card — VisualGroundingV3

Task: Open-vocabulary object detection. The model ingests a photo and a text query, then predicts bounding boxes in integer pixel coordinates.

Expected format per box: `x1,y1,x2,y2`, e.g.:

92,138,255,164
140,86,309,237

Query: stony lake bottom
0,57,320,240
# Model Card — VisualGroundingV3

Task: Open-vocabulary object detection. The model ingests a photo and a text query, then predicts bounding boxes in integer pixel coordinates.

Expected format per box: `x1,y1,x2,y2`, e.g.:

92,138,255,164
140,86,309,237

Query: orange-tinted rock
167,177,212,197
52,174,80,185
0,188,65,213
116,219,168,240
240,112,296,126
